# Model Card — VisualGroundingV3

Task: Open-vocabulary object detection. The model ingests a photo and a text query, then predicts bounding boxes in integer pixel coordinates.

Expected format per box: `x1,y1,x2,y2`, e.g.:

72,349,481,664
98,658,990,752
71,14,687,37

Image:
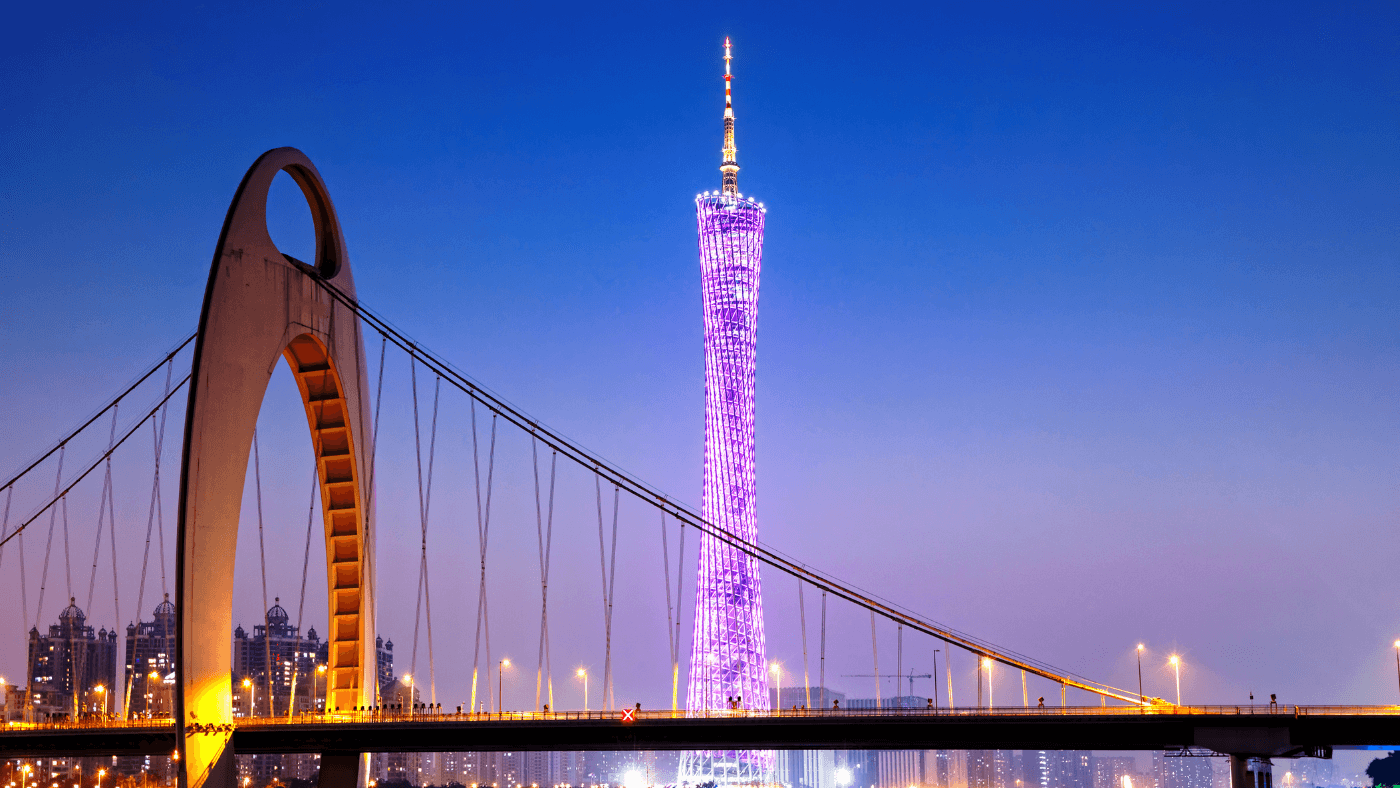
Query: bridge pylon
174,148,377,788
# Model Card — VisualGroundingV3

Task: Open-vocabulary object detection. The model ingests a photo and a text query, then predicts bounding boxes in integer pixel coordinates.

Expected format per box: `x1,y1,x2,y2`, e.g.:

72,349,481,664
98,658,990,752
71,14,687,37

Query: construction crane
842,670,934,699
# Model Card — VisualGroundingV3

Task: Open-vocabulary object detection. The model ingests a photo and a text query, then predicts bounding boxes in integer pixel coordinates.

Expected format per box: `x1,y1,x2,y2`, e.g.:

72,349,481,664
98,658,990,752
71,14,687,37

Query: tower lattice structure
680,37,773,787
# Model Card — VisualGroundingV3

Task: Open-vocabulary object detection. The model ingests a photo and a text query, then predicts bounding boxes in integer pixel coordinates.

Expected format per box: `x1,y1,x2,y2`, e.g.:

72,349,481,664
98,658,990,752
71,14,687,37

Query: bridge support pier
1229,756,1272,788
317,753,364,788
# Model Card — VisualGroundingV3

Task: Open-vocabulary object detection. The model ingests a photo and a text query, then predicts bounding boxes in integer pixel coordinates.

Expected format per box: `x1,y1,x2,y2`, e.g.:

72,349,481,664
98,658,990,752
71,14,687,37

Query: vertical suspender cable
870,610,881,708
0,486,10,587
361,336,387,704
674,516,685,711
252,430,272,717
931,647,940,710
659,511,676,712
130,359,173,716
288,469,318,719
595,475,620,711
470,405,497,714
798,578,811,709
532,439,556,711
155,360,173,599
83,407,121,715
818,591,826,709
409,363,441,709
896,625,903,708
545,451,556,710
34,446,66,639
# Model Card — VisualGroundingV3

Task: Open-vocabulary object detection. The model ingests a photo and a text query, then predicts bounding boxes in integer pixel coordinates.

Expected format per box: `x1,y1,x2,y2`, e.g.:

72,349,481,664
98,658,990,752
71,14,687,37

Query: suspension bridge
0,150,1393,788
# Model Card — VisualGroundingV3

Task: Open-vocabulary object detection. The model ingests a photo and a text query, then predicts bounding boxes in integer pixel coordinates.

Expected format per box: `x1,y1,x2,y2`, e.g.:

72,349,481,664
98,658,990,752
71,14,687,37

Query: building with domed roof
232,597,323,717
26,598,117,721
123,593,176,717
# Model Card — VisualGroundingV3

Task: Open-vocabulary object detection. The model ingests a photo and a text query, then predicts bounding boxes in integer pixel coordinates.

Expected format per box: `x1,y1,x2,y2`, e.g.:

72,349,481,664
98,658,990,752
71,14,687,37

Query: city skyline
0,0,1396,725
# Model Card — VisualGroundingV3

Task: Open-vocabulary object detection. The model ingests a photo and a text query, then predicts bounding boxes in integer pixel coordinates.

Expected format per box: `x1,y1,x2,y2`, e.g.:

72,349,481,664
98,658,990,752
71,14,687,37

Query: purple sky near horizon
0,0,1398,733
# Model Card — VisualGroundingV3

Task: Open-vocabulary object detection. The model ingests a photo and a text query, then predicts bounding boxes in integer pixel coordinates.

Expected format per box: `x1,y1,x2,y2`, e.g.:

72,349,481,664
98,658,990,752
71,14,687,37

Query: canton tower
681,37,772,787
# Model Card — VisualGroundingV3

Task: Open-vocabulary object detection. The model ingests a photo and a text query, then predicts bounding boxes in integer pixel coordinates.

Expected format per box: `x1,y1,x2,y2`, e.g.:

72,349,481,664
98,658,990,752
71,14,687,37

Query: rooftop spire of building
720,37,739,196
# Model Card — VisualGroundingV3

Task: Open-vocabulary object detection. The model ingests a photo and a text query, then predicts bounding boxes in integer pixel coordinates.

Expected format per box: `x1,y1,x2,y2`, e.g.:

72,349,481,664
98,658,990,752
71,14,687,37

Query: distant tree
1367,751,1400,787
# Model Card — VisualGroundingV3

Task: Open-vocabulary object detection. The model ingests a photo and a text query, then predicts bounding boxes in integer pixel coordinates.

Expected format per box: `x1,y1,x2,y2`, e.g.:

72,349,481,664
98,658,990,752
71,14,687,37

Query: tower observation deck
681,37,773,787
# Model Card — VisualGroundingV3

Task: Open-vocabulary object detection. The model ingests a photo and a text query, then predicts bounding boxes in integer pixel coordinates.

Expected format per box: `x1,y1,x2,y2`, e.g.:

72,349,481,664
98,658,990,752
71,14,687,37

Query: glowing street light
316,664,328,714
769,662,781,709
96,768,106,788
242,677,254,718
21,764,33,788
835,768,853,787
94,685,107,716
1168,655,1181,705
1135,645,1145,704
576,669,588,712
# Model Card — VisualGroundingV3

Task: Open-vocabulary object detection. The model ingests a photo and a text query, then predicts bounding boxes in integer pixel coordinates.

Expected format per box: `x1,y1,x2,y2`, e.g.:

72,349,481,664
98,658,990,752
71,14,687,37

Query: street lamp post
769,663,781,712
94,685,107,718
1136,645,1145,704
498,659,511,715
1168,656,1181,705
316,665,327,715
982,658,994,709
20,765,30,788
577,668,588,712
96,769,105,788
403,674,413,718
242,678,254,718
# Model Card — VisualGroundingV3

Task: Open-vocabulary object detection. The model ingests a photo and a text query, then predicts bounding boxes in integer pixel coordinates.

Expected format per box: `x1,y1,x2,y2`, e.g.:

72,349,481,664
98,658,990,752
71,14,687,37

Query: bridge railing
6,704,1398,733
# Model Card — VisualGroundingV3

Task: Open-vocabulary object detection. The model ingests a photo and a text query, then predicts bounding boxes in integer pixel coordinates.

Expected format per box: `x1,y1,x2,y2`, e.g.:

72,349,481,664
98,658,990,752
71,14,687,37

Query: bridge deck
1,707,1397,758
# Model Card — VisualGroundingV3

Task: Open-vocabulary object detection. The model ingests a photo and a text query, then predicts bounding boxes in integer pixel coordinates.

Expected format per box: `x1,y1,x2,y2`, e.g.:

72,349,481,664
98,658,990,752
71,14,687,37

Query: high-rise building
681,36,772,787
123,593,176,718
27,598,117,720
232,598,323,716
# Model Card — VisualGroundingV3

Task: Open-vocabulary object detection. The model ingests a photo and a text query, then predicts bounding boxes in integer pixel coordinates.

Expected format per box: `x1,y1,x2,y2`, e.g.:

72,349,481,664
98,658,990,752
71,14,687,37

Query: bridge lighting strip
0,374,192,551
0,332,195,497
309,273,1145,706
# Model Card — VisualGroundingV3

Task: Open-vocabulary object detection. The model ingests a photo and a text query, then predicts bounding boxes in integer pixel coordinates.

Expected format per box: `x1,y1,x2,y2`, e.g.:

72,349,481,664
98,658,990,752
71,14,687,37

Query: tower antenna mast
720,37,739,196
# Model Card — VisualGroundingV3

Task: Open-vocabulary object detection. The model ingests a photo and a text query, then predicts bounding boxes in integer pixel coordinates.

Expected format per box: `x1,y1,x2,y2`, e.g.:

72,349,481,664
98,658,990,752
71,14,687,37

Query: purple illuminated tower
681,37,772,787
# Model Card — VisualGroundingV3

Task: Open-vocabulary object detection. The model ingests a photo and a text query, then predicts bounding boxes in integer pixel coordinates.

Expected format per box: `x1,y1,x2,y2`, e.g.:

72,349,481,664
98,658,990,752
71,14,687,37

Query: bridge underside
4,712,1395,758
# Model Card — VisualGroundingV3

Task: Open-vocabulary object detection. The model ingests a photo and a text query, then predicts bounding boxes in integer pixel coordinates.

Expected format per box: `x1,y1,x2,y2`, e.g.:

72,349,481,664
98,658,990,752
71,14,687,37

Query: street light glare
1137,644,1144,651
576,668,586,677
502,659,511,668
1169,655,1180,665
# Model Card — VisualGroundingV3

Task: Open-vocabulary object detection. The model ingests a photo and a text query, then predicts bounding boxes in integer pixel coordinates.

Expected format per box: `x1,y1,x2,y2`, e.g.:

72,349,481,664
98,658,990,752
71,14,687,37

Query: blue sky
1,0,1398,716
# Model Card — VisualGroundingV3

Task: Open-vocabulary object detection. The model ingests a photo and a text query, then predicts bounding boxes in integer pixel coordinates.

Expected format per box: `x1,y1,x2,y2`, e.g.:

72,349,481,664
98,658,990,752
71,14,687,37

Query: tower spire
720,37,739,196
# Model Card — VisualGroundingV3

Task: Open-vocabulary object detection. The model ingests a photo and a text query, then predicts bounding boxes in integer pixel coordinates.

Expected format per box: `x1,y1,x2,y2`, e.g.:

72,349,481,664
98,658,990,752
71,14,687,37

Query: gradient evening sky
1,0,1398,722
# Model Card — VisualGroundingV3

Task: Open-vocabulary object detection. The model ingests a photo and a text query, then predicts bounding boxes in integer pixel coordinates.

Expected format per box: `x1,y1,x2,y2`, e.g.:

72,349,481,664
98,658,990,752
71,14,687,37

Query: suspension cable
0,375,190,553
0,333,195,497
253,430,273,717
308,276,1145,704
